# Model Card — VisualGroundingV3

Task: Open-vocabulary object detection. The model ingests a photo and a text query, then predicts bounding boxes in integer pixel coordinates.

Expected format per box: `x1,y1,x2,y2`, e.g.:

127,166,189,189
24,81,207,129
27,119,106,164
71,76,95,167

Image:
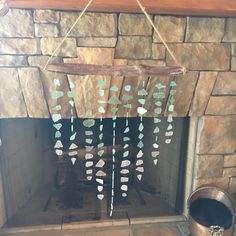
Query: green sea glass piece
53,123,62,130
170,89,176,96
98,149,104,157
67,91,75,98
124,85,131,91
122,94,133,101
138,133,144,139
124,127,130,133
167,124,173,131
153,92,165,99
110,86,118,91
155,83,166,89
138,89,148,96
137,140,144,148
123,104,132,109
98,106,106,113
108,96,121,105
138,123,144,131
123,137,130,142
170,81,177,87
155,101,162,107
138,99,146,105
98,143,104,148
111,107,119,113
153,126,160,134
52,91,64,99
167,115,173,123
98,80,106,86
123,151,129,157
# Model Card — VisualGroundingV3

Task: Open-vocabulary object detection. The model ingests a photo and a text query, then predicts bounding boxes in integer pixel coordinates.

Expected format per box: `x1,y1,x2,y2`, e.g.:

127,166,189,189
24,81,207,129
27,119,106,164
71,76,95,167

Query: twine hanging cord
44,0,186,75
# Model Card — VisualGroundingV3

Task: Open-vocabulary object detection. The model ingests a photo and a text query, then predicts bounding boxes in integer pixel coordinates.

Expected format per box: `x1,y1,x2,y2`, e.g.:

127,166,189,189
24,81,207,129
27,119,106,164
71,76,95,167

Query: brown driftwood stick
46,63,185,77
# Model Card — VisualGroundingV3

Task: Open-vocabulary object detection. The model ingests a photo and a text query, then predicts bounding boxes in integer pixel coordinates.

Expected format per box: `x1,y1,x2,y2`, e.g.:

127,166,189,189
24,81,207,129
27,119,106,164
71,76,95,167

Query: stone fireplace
0,8,235,232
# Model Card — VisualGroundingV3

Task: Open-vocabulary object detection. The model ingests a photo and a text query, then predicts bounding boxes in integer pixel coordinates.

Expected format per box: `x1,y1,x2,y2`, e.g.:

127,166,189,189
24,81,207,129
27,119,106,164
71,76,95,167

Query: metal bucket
188,187,235,236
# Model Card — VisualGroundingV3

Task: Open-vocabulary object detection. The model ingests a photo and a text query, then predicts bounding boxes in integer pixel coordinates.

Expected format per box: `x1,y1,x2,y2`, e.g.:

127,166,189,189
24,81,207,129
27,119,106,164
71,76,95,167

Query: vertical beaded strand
96,79,106,201
165,79,177,145
136,81,148,181
152,82,167,165
120,84,133,198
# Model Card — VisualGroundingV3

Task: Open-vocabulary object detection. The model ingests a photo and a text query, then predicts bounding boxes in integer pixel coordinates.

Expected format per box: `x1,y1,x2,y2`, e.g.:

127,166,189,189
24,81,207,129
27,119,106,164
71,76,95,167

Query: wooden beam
46,63,184,77
9,0,236,17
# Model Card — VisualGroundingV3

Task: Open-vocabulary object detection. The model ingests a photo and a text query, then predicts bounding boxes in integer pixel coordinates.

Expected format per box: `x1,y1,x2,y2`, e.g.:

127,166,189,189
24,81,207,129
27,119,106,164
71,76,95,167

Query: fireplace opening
0,117,189,228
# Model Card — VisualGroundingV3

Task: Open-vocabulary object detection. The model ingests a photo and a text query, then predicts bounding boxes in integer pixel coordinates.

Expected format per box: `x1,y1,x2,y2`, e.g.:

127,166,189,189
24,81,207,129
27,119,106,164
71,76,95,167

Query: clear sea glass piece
123,151,129,157
85,153,94,160
99,90,105,96
53,123,62,130
83,119,95,128
152,151,160,157
137,140,144,148
55,131,61,138
71,157,76,165
153,126,160,134
137,150,143,158
69,143,78,150
137,107,147,115
70,132,77,141
120,169,129,175
97,194,104,200
54,140,63,149
53,79,60,86
85,131,93,136
96,159,105,168
121,160,131,168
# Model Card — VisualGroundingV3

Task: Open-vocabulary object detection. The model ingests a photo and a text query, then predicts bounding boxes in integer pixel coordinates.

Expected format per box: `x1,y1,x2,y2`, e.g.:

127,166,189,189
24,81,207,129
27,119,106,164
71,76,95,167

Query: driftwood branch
46,63,185,77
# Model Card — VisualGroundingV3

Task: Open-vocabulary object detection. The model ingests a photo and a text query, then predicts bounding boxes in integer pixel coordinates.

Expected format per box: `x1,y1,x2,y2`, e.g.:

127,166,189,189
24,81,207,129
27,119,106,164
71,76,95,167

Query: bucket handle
209,226,224,236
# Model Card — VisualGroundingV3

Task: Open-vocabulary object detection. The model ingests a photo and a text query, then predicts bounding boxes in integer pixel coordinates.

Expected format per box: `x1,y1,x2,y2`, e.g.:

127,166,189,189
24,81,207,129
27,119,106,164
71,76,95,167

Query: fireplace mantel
9,0,236,17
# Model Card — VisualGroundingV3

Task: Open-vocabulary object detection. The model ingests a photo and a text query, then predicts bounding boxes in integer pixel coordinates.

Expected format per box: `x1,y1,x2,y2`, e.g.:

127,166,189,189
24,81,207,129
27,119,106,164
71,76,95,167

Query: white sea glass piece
86,161,93,168
121,160,130,168
71,157,76,165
